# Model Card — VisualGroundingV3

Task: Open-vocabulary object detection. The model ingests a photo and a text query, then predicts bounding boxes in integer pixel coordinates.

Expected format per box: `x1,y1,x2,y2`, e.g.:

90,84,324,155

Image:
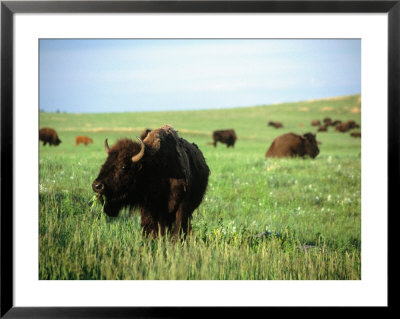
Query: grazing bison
265,132,320,158
335,120,359,132
39,127,61,146
323,117,332,126
350,132,361,138
346,120,360,129
268,121,283,128
335,122,350,132
92,125,210,238
75,136,93,146
317,126,328,132
212,129,237,147
311,120,321,126
140,128,152,140
331,120,342,127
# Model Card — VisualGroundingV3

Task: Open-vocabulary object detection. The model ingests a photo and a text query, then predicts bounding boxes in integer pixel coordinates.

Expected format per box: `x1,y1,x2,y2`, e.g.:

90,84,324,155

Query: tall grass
39,95,361,280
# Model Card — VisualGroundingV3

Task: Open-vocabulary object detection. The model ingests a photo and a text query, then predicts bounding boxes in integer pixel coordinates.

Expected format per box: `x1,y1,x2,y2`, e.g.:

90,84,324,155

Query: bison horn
104,138,110,154
132,137,145,163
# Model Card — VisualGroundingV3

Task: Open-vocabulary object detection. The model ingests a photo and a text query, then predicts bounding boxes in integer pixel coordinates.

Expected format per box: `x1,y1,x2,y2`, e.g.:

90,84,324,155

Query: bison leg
168,179,185,213
140,208,173,237
168,178,189,238
172,204,191,238
140,209,160,237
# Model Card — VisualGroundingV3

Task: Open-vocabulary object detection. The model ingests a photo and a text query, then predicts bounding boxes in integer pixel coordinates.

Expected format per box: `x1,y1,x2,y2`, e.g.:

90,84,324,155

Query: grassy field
39,94,361,280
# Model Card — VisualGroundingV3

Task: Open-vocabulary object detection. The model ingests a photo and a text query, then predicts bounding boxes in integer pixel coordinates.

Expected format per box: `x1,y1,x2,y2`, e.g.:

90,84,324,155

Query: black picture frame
1,0,396,317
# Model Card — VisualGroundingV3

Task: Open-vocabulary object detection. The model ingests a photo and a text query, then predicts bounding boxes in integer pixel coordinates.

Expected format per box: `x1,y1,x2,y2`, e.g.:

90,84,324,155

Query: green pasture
39,94,361,280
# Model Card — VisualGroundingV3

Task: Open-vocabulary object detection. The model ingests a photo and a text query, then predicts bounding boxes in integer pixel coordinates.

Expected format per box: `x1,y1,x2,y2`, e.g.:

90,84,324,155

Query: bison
75,136,93,146
140,128,152,140
317,126,328,132
323,117,332,126
331,120,342,127
350,132,361,138
212,129,237,148
346,120,360,129
311,120,321,126
265,132,320,158
268,121,283,128
335,120,359,132
39,127,61,146
92,125,210,238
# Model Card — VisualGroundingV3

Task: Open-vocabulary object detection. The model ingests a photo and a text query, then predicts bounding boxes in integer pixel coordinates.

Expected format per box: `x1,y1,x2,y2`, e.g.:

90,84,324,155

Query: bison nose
92,181,104,193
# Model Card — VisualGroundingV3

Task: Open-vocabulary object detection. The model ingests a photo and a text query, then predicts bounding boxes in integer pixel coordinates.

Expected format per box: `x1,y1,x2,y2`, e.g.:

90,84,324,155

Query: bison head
54,137,62,146
92,137,147,217
301,133,319,158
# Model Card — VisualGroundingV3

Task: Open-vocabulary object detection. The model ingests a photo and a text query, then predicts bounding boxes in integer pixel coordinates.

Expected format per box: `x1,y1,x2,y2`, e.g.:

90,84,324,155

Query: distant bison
331,120,342,127
318,126,328,132
335,120,360,132
212,129,237,147
323,117,332,126
92,125,210,238
75,136,93,146
265,132,320,158
140,128,152,140
268,121,283,128
39,127,61,146
335,122,351,132
350,132,361,138
311,120,321,126
346,120,360,129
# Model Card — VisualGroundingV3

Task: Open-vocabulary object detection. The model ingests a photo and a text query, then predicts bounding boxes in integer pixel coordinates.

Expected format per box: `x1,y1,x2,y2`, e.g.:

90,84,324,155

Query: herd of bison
39,116,360,237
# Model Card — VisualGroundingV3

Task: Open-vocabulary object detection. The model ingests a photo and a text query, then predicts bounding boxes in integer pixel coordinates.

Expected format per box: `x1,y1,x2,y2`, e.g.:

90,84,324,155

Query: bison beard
92,125,210,238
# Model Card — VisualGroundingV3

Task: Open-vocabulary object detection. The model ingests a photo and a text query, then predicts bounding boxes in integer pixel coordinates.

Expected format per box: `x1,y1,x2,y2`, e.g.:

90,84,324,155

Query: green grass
39,94,361,280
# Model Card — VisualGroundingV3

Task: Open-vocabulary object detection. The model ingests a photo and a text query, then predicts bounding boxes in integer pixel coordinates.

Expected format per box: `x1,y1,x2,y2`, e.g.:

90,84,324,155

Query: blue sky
39,39,361,113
